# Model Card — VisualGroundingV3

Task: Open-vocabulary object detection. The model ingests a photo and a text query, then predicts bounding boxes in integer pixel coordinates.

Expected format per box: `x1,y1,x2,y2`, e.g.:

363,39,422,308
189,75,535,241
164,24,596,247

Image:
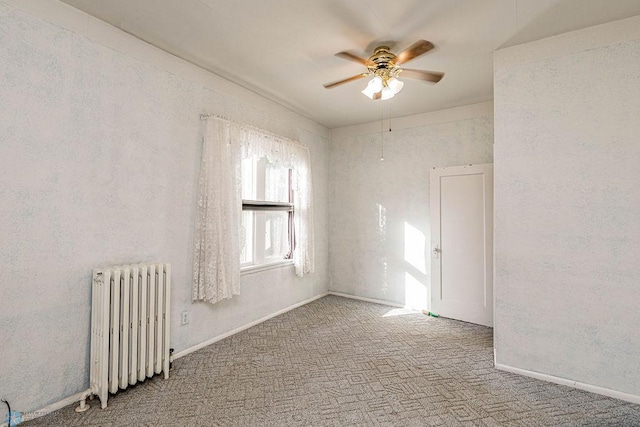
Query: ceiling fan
323,40,444,100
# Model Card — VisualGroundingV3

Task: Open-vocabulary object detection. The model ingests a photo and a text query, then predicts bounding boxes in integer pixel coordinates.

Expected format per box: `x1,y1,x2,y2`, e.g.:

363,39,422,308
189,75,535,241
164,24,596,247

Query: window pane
240,211,254,264
264,210,290,262
241,156,292,267
241,157,256,200
265,161,289,203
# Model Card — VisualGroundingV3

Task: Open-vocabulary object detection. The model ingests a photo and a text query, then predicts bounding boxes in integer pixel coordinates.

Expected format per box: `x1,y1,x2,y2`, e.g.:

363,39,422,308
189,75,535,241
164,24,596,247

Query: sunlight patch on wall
377,203,389,295
377,203,387,234
404,272,427,310
404,222,426,274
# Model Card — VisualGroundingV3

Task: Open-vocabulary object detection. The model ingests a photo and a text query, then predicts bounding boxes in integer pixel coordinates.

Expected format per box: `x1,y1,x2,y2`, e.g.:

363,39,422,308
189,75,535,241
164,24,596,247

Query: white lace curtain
192,116,314,304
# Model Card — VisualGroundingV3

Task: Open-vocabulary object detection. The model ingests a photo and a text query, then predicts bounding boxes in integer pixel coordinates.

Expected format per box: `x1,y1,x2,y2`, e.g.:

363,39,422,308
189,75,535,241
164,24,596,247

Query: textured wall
494,16,640,396
329,103,493,308
0,1,329,414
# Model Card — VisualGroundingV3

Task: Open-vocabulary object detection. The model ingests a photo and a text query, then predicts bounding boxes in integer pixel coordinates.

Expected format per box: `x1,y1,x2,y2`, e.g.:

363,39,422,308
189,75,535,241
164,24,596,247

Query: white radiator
79,263,171,411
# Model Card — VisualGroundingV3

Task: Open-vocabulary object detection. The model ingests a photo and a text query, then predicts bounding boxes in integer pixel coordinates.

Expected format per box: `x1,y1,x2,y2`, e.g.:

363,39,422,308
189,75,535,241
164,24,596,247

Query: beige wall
329,103,494,308
0,1,329,413
494,15,640,398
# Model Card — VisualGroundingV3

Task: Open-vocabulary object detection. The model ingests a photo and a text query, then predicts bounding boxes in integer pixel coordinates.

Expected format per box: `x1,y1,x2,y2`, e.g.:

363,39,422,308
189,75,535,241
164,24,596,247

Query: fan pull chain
380,103,385,162
388,98,393,133
380,99,393,162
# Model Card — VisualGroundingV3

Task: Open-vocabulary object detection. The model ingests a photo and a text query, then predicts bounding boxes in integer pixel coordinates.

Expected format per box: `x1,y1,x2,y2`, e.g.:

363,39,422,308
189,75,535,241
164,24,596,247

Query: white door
430,164,493,327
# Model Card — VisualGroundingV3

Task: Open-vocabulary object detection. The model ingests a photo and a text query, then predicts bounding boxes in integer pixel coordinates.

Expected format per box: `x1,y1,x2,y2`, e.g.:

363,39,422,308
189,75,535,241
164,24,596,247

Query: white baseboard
0,389,91,426
172,292,329,360
495,363,640,405
328,291,405,308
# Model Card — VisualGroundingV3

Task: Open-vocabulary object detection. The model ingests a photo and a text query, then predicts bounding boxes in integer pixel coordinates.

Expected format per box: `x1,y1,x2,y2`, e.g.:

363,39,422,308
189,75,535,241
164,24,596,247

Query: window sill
241,260,294,276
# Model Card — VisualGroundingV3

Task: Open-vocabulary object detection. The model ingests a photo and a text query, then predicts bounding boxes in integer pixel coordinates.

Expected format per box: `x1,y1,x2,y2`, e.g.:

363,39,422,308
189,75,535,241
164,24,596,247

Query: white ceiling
60,0,640,129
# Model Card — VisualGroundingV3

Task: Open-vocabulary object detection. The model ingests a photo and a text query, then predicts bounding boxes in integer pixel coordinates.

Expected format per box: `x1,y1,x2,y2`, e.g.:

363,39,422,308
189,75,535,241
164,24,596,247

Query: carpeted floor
26,295,640,426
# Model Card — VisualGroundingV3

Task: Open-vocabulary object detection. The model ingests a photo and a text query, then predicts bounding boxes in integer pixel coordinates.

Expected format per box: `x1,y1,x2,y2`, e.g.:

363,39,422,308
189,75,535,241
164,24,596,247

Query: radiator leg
75,391,93,413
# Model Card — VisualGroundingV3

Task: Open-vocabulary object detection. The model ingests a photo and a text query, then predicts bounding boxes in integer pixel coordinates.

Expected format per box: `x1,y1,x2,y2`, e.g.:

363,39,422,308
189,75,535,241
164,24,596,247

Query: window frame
240,158,294,273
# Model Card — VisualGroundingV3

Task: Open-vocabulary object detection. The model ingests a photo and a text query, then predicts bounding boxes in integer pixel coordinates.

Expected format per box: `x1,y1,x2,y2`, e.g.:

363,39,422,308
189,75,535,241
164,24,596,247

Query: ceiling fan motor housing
368,47,396,68
368,46,400,82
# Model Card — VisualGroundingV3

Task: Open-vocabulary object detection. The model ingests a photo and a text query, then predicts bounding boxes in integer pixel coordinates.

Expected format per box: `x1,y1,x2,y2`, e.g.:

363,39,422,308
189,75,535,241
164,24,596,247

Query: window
240,157,294,270
193,117,314,305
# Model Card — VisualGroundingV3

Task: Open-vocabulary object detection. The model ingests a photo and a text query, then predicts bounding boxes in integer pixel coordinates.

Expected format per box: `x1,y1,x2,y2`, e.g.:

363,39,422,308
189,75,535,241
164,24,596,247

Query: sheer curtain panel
192,118,242,304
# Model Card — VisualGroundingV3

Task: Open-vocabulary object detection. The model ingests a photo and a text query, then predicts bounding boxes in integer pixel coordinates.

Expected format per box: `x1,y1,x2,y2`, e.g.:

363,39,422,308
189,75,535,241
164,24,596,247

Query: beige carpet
26,295,640,426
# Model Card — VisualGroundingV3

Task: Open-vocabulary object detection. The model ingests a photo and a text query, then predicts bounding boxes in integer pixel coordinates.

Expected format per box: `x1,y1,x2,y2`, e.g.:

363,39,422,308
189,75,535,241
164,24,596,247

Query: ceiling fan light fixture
387,77,404,94
370,76,383,92
361,84,377,99
381,86,395,100
361,76,383,99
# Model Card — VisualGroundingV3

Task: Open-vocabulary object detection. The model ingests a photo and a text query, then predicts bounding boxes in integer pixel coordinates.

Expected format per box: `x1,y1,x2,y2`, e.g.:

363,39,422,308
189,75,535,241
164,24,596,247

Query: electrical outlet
181,310,190,325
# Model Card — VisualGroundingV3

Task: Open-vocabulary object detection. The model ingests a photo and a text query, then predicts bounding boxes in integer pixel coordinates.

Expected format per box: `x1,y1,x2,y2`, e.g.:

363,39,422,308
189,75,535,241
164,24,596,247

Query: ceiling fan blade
395,40,435,65
335,51,373,66
323,73,368,89
400,68,444,83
